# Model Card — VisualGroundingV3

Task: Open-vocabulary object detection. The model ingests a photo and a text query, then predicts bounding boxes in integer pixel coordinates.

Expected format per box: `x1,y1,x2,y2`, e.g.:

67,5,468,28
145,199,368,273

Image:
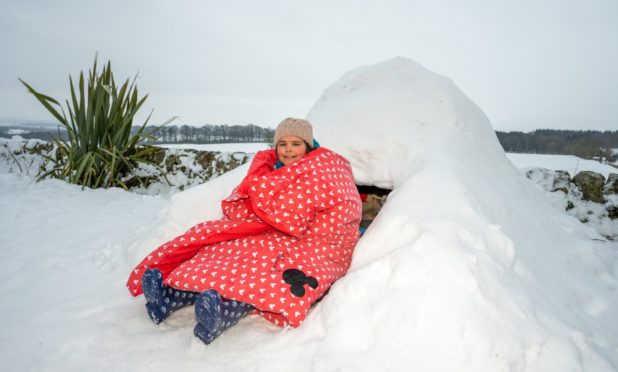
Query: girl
127,118,362,344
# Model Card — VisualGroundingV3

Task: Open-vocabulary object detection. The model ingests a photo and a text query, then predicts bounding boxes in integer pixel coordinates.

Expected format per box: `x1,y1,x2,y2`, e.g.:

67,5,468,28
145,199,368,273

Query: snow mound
135,58,618,371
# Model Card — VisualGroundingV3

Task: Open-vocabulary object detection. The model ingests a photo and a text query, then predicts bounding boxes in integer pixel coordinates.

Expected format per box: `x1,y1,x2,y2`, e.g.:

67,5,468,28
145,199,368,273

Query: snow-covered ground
1,58,617,371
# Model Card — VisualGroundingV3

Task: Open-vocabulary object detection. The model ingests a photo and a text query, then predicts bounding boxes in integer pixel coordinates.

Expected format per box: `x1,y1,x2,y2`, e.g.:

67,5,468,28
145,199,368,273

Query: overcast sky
1,0,617,131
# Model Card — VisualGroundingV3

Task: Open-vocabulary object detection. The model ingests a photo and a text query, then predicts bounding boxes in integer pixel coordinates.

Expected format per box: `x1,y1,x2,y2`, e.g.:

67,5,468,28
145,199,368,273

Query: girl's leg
141,269,197,324
193,289,253,345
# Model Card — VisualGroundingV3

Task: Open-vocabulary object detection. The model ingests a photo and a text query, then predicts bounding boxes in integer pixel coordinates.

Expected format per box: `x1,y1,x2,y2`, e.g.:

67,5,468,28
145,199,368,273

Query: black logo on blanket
282,269,318,297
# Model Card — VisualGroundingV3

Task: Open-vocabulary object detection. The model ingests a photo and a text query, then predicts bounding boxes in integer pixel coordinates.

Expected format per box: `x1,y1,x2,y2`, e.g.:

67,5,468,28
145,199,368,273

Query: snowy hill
1,57,617,371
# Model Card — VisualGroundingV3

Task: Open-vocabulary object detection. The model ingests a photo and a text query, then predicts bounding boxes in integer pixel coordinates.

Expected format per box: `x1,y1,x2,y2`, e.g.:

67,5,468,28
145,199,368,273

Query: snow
1,57,617,371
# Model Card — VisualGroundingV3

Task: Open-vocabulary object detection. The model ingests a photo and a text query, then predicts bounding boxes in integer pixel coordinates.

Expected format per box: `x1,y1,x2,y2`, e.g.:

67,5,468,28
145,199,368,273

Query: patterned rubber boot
141,268,197,324
193,290,253,345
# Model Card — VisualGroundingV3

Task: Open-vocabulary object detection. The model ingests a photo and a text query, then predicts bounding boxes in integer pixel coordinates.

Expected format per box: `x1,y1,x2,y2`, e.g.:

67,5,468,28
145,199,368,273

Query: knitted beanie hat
274,117,314,148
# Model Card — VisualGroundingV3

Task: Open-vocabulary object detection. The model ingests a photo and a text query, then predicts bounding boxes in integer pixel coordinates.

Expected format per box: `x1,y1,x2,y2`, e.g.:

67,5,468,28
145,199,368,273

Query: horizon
1,118,617,134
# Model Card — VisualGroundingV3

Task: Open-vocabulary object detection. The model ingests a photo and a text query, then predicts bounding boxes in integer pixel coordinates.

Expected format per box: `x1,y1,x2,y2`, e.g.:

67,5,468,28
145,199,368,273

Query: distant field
506,153,617,177
157,143,270,153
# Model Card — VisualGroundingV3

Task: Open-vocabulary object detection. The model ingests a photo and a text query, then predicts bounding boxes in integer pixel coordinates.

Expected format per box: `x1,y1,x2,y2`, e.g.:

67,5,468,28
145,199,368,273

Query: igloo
156,57,618,371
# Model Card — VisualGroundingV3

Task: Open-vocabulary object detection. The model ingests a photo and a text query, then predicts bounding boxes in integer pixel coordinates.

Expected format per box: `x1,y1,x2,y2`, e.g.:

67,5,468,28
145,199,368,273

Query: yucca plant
19,57,161,189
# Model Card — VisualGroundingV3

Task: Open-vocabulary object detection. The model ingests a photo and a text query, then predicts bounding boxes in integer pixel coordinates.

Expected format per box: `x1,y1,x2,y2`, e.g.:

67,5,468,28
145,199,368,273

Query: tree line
3,123,617,161
496,129,618,161
143,124,274,144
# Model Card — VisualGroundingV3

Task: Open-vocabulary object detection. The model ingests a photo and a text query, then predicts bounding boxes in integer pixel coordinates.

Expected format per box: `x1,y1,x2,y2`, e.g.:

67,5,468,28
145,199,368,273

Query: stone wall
0,137,250,194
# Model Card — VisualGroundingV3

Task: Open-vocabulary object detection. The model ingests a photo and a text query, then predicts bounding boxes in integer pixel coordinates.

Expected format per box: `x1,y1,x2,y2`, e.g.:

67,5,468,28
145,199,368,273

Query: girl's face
276,135,308,166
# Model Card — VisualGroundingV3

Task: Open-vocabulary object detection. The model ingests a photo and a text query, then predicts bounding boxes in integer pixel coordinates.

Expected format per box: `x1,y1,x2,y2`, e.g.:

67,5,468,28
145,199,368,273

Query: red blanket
126,147,362,327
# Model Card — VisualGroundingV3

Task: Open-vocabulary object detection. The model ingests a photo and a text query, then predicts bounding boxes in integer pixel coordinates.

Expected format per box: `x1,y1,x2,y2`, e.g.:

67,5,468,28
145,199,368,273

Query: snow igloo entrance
356,184,391,234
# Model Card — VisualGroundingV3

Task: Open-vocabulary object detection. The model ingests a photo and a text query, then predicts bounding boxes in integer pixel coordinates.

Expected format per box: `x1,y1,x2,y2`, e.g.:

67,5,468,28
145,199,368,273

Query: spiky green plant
19,58,162,189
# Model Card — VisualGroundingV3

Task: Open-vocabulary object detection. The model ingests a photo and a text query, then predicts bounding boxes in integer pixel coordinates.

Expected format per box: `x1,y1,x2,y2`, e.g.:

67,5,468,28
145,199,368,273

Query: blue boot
141,269,197,324
193,290,253,345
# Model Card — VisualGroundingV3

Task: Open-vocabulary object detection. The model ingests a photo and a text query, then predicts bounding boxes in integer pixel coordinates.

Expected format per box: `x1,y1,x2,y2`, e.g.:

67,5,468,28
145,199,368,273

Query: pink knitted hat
274,117,314,148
